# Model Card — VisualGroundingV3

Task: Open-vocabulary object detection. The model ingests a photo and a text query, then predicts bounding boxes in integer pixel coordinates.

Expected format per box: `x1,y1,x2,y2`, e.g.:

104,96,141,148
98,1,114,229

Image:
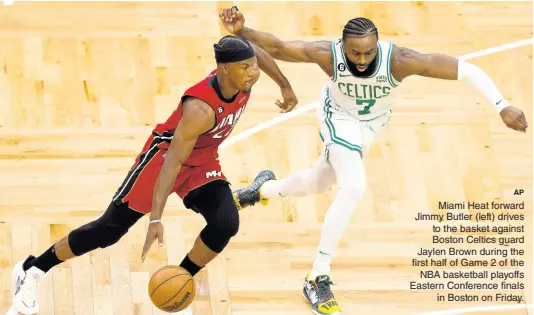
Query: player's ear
223,64,229,74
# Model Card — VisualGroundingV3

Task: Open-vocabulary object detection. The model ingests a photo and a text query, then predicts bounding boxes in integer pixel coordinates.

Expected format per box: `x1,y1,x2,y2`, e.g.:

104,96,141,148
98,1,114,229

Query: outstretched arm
250,42,298,112
239,26,331,65
392,46,528,132
251,42,291,88
391,47,460,81
219,7,332,75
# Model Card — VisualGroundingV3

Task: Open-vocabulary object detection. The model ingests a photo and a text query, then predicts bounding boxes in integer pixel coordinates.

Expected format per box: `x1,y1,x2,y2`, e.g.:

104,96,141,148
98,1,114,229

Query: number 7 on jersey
356,99,376,115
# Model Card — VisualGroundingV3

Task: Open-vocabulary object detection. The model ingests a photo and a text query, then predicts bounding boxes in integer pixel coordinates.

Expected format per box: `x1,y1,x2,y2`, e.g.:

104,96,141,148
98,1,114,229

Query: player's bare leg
53,236,76,260
183,236,219,270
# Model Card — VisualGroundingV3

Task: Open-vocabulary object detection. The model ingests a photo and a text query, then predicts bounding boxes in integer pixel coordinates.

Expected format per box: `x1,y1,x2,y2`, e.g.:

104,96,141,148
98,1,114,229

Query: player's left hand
276,86,298,113
500,106,528,132
141,221,164,262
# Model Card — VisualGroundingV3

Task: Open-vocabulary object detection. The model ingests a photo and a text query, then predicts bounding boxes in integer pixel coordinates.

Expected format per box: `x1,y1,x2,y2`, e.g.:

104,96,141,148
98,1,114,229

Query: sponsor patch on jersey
376,75,387,83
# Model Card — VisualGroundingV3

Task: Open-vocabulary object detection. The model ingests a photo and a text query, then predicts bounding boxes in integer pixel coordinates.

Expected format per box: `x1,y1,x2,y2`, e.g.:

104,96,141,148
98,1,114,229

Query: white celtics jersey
328,39,400,120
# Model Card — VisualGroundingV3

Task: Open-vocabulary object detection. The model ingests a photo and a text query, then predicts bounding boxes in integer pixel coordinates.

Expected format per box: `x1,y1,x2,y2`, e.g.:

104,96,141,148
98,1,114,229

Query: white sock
310,144,366,279
261,155,335,199
310,249,333,279
261,172,311,198
259,178,285,198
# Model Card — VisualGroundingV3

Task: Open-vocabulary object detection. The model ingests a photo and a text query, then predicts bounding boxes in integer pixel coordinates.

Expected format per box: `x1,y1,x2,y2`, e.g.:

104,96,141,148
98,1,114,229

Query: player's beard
346,55,377,77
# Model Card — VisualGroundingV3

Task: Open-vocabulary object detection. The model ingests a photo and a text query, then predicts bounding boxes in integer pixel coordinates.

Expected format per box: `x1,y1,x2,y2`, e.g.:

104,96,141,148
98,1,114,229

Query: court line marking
220,37,534,315
220,37,533,149
415,303,533,315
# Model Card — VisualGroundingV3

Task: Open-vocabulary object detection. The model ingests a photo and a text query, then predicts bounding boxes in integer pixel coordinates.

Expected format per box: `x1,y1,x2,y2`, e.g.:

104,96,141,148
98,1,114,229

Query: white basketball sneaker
7,256,45,315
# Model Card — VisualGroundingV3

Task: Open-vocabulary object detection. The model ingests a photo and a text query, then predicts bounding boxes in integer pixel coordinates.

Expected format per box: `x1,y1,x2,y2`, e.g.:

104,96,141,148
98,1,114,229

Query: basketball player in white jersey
219,6,528,315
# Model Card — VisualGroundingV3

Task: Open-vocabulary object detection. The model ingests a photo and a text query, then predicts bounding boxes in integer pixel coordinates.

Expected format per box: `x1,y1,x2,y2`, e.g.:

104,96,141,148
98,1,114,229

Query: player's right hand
277,86,298,113
141,221,164,262
219,6,245,35
500,106,528,132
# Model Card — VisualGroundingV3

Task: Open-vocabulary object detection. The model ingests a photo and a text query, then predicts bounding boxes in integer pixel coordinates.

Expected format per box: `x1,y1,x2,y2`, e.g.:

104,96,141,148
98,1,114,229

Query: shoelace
241,180,266,204
236,188,258,204
316,278,334,303
249,175,270,191
21,273,40,302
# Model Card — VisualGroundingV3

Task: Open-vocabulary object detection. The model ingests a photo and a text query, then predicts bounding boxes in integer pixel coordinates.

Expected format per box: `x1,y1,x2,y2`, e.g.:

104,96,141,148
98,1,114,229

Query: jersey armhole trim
368,43,382,78
387,44,400,87
330,41,338,82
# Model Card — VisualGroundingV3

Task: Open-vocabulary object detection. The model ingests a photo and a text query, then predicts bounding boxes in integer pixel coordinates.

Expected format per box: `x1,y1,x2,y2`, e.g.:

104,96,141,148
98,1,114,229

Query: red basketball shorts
112,134,228,214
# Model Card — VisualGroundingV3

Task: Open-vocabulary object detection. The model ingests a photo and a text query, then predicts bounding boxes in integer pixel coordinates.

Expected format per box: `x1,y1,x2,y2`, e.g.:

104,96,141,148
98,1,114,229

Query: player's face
343,35,378,72
228,56,260,93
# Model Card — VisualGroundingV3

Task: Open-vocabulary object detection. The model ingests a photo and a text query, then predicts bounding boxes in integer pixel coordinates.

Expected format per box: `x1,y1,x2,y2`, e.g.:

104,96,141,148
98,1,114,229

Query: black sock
179,254,203,277
24,245,63,273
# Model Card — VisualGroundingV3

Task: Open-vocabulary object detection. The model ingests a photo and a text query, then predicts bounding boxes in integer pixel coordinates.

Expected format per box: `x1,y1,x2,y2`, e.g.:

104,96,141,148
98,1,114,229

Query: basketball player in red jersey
7,35,297,315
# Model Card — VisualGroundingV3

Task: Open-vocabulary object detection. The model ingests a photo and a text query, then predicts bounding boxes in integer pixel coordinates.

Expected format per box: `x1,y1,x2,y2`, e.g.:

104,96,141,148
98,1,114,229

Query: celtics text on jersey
328,39,400,120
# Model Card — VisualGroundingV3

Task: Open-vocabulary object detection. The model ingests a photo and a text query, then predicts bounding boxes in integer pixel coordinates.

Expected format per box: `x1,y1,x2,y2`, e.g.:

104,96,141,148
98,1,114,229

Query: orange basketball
148,265,196,313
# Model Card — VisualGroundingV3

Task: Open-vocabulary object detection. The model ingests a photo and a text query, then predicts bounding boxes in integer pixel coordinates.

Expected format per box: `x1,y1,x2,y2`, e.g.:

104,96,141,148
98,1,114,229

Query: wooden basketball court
0,1,532,314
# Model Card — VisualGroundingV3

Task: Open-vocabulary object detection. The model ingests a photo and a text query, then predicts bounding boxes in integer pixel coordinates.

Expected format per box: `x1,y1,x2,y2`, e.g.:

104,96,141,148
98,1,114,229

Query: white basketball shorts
316,84,392,158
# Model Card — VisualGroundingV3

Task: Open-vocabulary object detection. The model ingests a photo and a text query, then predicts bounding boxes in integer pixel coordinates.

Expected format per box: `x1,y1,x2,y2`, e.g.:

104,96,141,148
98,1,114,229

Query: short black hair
342,17,378,40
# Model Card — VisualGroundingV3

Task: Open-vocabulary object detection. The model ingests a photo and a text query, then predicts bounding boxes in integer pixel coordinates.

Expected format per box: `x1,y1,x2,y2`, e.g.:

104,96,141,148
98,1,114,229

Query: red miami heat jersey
153,69,251,166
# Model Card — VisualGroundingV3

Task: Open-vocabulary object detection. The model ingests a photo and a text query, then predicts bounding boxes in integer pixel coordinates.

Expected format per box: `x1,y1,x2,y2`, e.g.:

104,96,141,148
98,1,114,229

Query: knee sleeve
333,174,366,218
187,181,240,253
199,211,239,253
330,145,366,192
337,176,366,199
329,144,367,215
69,202,143,256
334,184,365,215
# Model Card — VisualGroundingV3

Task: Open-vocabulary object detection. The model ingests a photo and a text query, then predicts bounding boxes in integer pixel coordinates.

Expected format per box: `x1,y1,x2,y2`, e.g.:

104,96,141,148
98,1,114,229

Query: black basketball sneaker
232,170,276,209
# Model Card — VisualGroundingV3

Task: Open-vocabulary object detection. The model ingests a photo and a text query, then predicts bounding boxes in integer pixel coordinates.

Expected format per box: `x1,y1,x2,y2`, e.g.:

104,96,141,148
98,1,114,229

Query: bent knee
215,213,240,238
69,204,141,255
98,224,130,248
312,180,334,194
337,179,366,199
200,189,241,238
69,220,129,255
200,214,240,253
